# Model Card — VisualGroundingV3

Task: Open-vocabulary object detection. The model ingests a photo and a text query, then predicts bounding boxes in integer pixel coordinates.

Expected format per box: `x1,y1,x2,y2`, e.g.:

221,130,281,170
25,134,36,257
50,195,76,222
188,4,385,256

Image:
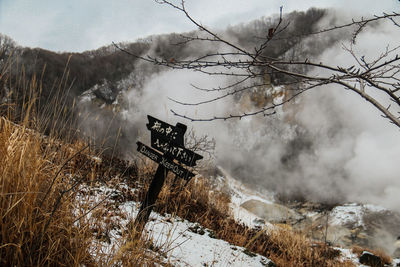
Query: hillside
1,8,328,137
2,112,400,266
1,7,400,266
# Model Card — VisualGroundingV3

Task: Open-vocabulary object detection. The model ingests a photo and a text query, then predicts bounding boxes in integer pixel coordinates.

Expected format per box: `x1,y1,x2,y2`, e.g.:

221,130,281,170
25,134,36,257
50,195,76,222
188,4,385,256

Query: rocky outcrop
240,199,303,224
359,251,384,267
93,80,119,104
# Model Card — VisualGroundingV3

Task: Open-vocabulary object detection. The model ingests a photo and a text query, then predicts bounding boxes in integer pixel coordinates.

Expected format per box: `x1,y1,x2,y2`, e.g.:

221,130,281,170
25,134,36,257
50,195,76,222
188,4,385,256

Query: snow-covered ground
216,167,274,228
119,202,274,267
75,175,400,266
76,182,275,266
329,203,387,227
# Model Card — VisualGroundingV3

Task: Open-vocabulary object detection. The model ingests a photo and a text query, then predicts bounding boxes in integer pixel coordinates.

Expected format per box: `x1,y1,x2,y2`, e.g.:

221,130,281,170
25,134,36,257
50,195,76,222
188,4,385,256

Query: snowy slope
75,174,400,266
120,202,274,267
76,182,275,266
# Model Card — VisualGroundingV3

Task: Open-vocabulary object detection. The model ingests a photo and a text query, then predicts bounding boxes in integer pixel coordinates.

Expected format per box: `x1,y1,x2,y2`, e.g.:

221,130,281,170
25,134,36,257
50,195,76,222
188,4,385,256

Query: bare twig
116,1,400,128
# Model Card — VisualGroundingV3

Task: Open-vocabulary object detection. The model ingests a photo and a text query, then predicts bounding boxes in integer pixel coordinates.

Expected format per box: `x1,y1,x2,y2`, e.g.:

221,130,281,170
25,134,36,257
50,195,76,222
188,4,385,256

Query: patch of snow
329,203,364,227
79,93,95,103
305,211,320,218
119,202,274,266
329,203,389,228
216,169,274,228
335,247,359,264
242,195,274,206
76,183,275,266
149,217,272,266
79,88,96,103
333,247,383,267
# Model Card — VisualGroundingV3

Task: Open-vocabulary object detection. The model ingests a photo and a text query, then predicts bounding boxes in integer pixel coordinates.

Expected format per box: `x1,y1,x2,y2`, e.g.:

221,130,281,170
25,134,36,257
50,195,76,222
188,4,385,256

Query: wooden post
134,165,168,233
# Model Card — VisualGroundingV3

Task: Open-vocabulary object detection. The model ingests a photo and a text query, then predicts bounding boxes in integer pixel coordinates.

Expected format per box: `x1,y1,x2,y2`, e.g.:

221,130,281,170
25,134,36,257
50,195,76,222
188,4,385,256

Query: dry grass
109,229,174,266
0,117,94,266
1,57,98,265
266,228,355,267
129,160,354,266
0,53,160,265
0,53,78,142
0,54,363,266
0,117,153,266
0,55,98,265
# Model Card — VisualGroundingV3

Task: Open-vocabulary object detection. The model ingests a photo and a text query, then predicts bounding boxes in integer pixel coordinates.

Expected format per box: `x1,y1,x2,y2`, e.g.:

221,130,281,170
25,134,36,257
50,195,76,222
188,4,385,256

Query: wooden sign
134,115,203,233
150,133,202,167
146,115,186,146
137,141,195,179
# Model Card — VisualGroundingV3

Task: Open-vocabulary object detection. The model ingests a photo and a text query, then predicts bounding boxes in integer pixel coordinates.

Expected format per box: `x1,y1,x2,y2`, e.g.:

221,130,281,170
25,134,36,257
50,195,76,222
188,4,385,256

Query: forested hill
0,8,341,154
1,8,329,102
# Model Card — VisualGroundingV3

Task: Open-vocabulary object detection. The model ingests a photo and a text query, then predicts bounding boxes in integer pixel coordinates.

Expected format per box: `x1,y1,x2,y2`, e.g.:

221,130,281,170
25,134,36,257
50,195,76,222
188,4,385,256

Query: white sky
0,0,398,52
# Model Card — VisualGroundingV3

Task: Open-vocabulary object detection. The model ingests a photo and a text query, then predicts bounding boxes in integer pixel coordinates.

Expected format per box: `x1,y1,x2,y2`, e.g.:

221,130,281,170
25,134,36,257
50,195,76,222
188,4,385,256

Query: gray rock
359,251,383,267
240,199,303,224
93,80,118,104
260,258,276,267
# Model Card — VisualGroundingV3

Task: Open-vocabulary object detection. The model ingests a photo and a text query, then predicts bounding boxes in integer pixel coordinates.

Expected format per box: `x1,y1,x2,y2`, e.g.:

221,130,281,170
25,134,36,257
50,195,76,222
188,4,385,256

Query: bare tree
115,1,400,128
0,34,16,59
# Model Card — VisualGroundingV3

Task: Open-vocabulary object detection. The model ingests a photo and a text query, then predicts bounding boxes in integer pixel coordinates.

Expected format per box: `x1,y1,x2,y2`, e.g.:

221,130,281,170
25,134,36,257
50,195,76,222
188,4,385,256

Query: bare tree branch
116,1,400,128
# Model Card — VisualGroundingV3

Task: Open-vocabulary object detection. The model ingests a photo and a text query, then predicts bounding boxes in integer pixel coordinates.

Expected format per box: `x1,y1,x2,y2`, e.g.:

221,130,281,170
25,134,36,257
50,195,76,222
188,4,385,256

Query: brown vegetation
0,91,356,266
133,160,355,266
0,116,94,266
0,51,364,266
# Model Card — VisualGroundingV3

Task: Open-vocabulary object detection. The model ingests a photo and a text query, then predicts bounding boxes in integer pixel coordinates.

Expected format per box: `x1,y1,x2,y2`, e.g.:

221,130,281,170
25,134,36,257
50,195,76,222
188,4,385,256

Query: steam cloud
79,8,400,213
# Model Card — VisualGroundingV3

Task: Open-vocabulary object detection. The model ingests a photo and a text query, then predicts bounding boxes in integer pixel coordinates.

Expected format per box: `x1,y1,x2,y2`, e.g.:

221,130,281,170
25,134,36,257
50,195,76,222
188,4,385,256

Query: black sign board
146,115,186,146
134,115,203,233
150,133,202,167
137,141,195,179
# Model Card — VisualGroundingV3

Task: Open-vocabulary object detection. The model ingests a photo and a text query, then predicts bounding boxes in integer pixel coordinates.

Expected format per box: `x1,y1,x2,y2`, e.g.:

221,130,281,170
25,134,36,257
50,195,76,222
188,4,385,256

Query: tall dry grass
0,54,95,266
0,117,94,266
0,52,165,266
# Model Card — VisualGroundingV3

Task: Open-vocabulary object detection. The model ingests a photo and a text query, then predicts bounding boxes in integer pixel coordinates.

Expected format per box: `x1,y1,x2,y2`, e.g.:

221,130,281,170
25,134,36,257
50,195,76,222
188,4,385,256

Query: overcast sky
0,0,398,52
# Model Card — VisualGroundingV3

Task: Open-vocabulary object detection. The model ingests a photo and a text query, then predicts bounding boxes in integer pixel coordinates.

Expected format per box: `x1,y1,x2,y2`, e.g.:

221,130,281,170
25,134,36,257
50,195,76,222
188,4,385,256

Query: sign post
133,115,203,233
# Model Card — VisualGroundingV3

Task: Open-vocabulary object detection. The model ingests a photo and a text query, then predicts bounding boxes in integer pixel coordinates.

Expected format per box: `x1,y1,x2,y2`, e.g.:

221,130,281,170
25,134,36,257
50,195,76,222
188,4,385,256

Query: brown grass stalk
132,162,356,267
0,117,94,266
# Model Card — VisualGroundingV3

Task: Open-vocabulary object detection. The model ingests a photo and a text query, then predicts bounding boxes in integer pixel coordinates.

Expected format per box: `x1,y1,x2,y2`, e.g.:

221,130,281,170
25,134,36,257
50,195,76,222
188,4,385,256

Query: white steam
90,8,400,212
